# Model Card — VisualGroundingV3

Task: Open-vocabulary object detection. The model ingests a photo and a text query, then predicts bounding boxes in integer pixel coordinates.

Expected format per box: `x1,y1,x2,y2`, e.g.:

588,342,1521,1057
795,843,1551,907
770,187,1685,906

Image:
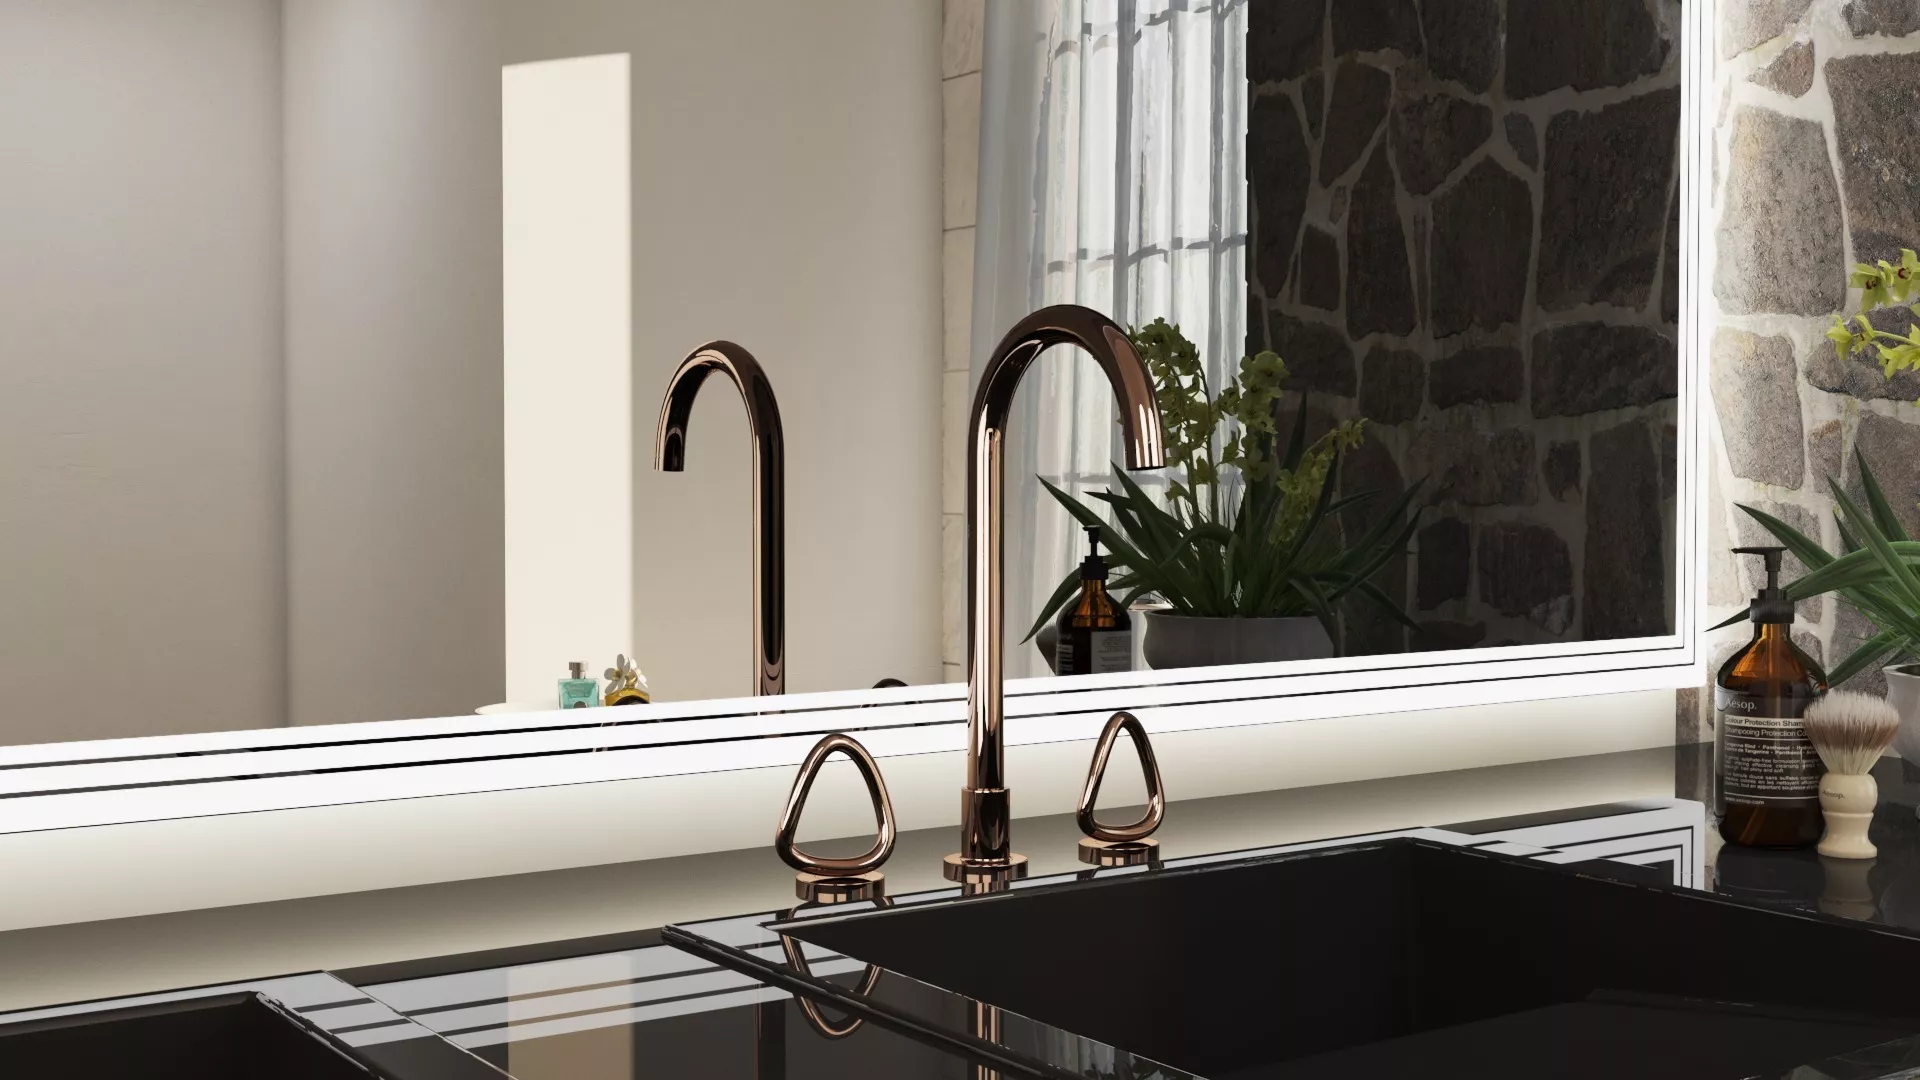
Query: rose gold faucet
654,342,785,697
944,305,1165,883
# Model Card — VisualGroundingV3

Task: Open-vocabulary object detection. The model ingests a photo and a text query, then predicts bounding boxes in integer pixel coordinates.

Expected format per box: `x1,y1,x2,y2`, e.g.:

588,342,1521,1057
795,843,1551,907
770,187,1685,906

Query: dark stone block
1661,186,1680,323
1303,69,1326,139
1391,94,1493,196
1430,159,1532,336
1722,0,1813,57
1423,0,1501,92
1478,522,1575,633
1531,324,1677,418
1249,94,1311,295
1828,54,1920,266
1271,315,1358,397
1808,332,1920,401
1584,420,1670,639
1339,439,1410,656
1808,418,1845,485
1429,345,1523,409
1716,106,1846,315
1538,90,1681,311
1661,422,1678,499
1734,502,1825,622
1844,0,1920,37
1410,620,1488,652
1320,61,1393,184
1545,440,1582,501
1360,346,1425,425
1709,329,1805,489
1346,146,1418,339
1751,39,1816,97
1506,0,1667,98
1411,428,1537,506
1246,289,1270,355
1248,0,1326,83
1332,0,1423,57
1299,226,1341,311
1505,112,1538,169
1847,411,1920,538
1417,517,1470,610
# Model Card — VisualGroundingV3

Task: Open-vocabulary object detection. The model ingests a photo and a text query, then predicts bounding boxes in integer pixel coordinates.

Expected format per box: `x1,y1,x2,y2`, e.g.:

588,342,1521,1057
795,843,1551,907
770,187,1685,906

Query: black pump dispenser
1734,546,1794,624
1054,526,1132,676
1079,526,1110,581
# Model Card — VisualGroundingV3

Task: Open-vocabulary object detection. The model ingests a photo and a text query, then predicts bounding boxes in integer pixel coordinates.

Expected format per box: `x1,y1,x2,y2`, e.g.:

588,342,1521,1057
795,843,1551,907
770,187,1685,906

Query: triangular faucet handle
775,733,897,889
1076,711,1166,844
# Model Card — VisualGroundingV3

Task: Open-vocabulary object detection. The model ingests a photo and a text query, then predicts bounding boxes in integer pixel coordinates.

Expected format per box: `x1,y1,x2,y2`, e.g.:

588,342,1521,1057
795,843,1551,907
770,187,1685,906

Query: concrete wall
1692,0,1920,734
283,0,506,725
0,1,286,741
502,0,946,701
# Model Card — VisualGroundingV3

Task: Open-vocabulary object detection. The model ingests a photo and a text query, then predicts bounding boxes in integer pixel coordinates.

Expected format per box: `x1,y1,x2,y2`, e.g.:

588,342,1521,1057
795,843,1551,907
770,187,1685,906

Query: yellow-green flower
1853,262,1894,311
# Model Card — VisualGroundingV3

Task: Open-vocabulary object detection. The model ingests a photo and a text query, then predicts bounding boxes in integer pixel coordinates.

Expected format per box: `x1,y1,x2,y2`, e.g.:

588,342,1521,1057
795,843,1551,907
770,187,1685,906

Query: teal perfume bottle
557,662,599,709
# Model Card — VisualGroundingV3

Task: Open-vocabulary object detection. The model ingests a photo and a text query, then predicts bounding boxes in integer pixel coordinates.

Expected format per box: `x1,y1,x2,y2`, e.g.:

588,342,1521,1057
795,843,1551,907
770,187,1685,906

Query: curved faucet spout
653,342,785,697
947,305,1166,882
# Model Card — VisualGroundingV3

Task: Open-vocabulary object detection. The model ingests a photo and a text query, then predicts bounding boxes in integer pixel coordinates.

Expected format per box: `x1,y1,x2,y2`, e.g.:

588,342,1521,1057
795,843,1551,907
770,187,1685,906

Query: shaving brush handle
1818,772,1879,860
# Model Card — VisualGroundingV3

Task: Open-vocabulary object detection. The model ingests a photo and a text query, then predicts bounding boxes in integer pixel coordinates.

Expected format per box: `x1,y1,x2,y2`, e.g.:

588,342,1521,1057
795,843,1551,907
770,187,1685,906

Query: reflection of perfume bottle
603,653,651,706
558,662,599,709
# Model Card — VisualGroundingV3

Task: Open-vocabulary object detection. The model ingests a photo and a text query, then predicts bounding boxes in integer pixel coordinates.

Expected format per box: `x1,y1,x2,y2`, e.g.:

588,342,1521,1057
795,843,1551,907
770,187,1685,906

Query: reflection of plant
1826,249,1920,385
1025,319,1420,642
1080,1060,1177,1080
1718,451,1920,684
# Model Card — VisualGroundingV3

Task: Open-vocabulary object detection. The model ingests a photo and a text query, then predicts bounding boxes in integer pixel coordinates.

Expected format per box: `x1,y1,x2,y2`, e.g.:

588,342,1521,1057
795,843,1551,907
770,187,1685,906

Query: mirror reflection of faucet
655,342,787,698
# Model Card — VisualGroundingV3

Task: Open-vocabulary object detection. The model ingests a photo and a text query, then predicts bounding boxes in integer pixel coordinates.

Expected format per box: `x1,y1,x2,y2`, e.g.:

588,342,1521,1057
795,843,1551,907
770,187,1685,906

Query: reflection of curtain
975,0,1248,677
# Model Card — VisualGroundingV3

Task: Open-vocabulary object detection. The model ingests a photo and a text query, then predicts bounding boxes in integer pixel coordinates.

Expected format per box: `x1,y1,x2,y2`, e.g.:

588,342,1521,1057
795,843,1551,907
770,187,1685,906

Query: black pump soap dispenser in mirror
1716,546,1829,849
1054,526,1133,676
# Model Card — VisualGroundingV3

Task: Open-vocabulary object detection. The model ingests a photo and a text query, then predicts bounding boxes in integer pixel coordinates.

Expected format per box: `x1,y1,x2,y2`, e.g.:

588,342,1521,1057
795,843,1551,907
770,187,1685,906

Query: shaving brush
1805,691,1902,859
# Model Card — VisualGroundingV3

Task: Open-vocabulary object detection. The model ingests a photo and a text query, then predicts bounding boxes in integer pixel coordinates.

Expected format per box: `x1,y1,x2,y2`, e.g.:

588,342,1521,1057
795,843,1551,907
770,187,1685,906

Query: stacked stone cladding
1248,0,1684,655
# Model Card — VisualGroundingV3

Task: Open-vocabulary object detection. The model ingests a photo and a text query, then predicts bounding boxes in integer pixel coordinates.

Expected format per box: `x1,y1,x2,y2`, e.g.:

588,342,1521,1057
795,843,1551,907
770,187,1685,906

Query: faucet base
940,852,1029,884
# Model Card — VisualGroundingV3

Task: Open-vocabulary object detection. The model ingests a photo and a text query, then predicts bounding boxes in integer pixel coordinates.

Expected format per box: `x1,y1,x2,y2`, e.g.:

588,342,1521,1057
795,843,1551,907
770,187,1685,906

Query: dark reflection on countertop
1682,744,1920,930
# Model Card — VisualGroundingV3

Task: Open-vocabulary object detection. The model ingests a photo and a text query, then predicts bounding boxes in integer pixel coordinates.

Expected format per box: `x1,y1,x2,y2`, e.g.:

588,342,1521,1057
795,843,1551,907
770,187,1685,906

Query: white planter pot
1889,664,1920,764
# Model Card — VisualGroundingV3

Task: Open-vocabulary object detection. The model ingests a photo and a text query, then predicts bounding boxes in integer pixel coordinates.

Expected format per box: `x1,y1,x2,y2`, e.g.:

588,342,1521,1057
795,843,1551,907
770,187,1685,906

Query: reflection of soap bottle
1716,547,1827,849
1055,526,1132,676
558,662,599,710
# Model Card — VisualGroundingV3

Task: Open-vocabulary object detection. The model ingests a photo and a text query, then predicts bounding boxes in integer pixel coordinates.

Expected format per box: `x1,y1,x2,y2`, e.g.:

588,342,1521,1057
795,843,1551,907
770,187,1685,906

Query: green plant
1024,319,1421,645
1718,451,1920,684
1826,249,1920,389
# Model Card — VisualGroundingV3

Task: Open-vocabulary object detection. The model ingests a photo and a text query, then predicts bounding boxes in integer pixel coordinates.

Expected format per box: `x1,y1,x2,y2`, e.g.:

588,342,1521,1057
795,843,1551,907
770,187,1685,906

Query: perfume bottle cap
1080,525,1110,582
569,661,586,679
1733,546,1793,624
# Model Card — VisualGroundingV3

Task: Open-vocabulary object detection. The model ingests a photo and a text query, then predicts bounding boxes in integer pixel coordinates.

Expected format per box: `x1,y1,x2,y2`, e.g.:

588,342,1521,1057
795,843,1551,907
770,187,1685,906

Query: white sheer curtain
974,0,1248,678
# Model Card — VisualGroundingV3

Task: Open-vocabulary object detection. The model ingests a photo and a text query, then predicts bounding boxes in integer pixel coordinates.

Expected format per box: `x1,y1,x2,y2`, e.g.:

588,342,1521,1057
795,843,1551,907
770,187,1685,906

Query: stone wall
1695,0,1920,733
1247,0,1685,656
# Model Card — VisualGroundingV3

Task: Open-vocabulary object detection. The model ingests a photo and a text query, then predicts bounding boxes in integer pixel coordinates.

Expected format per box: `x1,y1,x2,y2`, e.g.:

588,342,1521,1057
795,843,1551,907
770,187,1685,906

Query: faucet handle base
1077,837,1159,868
794,871,886,904
940,852,1029,885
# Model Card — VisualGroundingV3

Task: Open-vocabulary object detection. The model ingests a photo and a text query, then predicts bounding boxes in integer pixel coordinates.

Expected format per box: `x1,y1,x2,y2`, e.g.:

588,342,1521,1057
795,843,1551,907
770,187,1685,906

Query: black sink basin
772,839,1920,1080
0,992,388,1079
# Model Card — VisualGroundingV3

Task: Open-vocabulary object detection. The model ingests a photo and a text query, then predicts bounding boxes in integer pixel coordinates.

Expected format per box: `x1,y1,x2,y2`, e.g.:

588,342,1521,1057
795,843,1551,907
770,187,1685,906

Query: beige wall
0,1,286,742
282,0,505,725
503,0,946,701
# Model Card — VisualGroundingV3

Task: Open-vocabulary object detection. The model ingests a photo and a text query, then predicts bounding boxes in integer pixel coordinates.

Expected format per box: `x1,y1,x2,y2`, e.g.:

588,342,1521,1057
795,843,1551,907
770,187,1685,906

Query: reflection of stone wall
1697,1,1920,728
1247,0,1683,655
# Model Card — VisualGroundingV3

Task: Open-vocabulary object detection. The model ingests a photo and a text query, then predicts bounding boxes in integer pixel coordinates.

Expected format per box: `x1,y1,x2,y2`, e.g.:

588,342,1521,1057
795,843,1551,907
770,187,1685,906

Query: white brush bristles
1805,691,1902,775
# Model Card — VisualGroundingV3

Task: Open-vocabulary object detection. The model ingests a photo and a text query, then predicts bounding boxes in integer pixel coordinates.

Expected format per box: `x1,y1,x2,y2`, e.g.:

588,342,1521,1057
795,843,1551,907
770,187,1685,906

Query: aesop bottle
1716,547,1828,849
1054,527,1133,676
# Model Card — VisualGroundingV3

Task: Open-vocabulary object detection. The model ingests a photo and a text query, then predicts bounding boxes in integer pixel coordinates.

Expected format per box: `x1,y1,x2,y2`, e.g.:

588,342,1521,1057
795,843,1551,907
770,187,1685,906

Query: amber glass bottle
1715,547,1828,849
1054,527,1132,676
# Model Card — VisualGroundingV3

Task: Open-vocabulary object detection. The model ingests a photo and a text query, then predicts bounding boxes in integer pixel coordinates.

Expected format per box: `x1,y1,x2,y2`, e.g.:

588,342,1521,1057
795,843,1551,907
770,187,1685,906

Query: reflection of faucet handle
778,926,885,1039
1075,711,1166,867
775,733,896,902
